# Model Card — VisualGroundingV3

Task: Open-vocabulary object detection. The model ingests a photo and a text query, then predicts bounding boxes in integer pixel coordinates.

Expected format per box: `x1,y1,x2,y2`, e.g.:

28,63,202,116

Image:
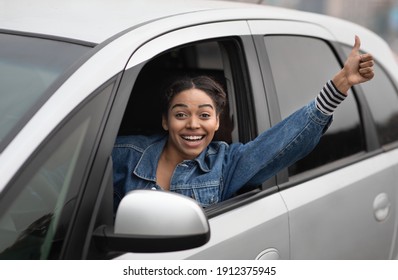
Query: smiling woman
157,76,225,190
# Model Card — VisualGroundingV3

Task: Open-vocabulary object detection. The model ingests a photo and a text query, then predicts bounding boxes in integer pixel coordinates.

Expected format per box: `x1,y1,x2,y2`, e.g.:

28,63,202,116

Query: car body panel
1,0,398,259
282,149,398,259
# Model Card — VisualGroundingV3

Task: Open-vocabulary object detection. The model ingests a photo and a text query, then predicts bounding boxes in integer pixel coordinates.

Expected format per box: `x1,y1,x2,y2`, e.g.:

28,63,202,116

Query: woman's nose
187,116,200,129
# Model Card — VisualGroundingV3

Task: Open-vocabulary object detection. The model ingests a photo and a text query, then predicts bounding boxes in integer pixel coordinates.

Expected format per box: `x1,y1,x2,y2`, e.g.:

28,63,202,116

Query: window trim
109,26,275,218
109,33,267,219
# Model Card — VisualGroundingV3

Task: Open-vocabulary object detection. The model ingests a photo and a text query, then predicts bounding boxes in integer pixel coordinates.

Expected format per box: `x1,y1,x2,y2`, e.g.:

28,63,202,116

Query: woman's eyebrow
171,103,188,110
171,103,214,110
199,104,214,109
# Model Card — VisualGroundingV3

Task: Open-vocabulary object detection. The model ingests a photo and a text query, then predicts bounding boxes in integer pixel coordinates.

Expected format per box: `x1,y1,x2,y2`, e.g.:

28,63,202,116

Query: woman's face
162,88,220,161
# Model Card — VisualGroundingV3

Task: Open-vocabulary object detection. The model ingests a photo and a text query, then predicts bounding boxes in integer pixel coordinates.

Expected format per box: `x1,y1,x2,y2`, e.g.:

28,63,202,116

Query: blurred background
219,0,398,55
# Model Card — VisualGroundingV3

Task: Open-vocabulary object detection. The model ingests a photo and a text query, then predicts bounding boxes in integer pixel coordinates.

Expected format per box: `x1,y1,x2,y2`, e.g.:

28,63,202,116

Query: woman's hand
332,35,374,94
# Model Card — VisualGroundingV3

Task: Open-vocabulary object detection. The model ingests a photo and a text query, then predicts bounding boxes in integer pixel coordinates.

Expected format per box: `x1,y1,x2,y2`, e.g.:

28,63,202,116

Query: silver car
1,0,398,260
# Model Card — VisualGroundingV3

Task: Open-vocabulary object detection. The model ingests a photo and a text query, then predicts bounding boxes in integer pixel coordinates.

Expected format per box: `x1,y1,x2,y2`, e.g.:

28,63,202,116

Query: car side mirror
93,190,210,253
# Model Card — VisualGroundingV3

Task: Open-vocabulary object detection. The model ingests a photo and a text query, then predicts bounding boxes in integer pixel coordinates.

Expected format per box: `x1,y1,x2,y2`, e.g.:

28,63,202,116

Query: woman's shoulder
206,140,235,155
114,133,166,150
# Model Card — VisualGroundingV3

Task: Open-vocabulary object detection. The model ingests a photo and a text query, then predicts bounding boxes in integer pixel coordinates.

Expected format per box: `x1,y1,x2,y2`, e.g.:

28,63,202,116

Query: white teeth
182,135,203,141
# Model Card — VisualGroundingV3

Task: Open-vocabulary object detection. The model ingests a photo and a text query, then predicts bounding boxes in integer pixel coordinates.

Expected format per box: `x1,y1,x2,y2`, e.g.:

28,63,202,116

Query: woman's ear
162,114,168,131
215,114,220,131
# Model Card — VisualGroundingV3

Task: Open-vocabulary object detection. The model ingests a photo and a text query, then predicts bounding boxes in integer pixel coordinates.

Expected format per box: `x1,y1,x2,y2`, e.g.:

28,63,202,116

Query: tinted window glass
0,83,114,259
264,36,364,175
356,59,398,145
0,33,91,150
0,120,90,259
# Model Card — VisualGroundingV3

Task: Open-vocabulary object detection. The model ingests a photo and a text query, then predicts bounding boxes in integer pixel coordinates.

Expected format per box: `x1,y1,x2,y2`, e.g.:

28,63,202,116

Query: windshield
0,33,92,151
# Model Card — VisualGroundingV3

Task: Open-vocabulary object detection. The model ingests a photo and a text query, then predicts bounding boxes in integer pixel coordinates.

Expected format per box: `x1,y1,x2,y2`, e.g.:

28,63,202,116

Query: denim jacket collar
133,136,165,182
194,148,212,172
133,134,213,181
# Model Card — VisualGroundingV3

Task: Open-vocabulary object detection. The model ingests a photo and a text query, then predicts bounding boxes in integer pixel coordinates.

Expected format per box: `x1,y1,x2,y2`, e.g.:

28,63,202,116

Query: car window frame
96,21,275,221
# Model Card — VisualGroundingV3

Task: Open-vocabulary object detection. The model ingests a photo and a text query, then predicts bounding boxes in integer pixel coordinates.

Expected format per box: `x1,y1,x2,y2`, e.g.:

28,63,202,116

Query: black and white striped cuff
315,80,347,115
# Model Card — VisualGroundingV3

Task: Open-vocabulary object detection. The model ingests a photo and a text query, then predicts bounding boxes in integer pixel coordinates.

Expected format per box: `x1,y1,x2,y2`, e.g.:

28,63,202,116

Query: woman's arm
221,36,374,200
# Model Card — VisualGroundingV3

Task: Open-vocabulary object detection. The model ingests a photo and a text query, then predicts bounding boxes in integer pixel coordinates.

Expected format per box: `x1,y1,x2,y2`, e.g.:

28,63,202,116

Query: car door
111,19,291,260
249,20,397,259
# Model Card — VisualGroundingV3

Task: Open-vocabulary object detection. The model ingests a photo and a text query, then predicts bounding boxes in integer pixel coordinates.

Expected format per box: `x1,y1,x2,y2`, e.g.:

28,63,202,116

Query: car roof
0,0,373,43
1,0,255,44
2,0,396,71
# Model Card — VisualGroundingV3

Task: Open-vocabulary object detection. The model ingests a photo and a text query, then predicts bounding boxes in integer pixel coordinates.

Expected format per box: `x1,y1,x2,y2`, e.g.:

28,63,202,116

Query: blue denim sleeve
221,100,332,200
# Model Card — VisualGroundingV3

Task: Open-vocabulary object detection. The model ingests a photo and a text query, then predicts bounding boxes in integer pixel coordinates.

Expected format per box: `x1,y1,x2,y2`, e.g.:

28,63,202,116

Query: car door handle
373,193,391,222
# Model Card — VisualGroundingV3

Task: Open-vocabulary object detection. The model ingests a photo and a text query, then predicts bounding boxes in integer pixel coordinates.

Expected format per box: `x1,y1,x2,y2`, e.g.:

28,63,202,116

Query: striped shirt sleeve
315,80,347,115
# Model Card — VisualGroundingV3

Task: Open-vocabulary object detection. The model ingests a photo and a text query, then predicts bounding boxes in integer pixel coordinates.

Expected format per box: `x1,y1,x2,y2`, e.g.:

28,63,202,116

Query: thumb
351,35,361,54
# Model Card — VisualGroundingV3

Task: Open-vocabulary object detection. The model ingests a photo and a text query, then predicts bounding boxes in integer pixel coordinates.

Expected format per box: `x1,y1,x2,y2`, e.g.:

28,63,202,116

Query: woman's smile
181,135,205,141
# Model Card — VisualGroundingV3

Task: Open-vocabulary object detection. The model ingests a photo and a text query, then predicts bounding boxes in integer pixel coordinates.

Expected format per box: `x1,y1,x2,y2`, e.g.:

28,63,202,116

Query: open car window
116,37,263,211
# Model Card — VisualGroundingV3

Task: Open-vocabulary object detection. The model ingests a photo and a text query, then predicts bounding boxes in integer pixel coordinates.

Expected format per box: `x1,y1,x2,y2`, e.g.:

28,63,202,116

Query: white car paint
1,0,398,260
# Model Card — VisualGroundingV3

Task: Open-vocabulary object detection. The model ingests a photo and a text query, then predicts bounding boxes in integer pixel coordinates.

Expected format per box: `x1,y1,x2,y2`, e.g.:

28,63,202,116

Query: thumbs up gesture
332,35,374,94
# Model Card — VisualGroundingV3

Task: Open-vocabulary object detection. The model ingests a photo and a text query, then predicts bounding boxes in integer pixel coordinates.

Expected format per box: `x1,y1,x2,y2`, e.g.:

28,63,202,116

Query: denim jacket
112,99,333,210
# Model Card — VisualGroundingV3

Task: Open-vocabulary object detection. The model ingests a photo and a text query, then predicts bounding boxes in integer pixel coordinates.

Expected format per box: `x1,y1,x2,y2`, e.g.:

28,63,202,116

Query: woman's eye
200,113,211,119
175,113,187,118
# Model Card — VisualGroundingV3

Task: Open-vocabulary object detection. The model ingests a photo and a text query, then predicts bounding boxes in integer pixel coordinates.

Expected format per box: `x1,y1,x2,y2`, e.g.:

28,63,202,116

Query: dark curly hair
161,75,227,117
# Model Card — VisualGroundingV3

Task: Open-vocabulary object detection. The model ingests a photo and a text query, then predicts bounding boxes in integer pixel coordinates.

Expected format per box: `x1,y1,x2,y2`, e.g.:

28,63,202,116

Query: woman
112,36,374,211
